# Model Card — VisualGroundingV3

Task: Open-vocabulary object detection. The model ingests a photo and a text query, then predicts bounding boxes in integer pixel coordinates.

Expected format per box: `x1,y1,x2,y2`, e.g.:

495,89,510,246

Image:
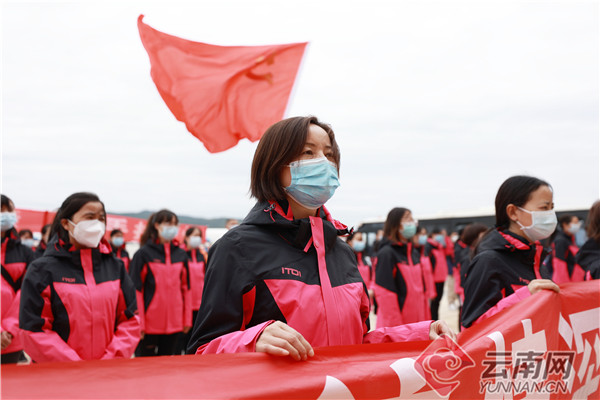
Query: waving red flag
137,15,307,153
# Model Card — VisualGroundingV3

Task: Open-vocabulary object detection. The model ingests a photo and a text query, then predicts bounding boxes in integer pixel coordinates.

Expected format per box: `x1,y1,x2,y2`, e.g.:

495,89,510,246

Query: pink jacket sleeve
22,330,82,362
421,257,437,299
196,321,273,354
472,286,531,326
102,315,141,360
363,320,432,344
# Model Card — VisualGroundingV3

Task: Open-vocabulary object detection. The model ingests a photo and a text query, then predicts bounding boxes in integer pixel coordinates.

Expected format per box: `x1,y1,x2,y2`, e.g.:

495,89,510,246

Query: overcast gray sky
2,0,598,228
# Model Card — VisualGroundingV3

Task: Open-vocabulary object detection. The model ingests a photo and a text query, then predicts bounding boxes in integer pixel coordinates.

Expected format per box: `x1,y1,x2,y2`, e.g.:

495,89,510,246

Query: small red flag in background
137,15,308,153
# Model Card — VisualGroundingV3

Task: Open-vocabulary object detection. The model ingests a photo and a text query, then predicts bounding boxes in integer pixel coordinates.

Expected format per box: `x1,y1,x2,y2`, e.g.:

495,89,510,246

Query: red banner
14,209,206,244
2,282,599,399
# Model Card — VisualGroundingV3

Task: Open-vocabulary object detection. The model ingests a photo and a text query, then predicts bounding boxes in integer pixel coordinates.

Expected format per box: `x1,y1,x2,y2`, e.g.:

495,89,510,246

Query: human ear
506,204,519,223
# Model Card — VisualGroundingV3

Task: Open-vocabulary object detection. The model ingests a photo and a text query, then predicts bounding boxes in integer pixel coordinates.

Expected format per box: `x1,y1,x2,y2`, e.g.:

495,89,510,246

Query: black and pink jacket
551,231,584,283
187,200,432,355
374,241,431,327
129,240,192,334
112,246,131,272
425,239,448,283
1,228,35,354
19,237,140,362
576,238,600,280
461,229,550,328
186,248,206,312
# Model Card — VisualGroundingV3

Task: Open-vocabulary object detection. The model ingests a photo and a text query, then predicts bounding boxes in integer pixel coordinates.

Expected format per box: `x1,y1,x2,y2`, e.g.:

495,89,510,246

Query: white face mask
567,221,581,235
188,236,202,248
69,219,106,248
516,207,557,242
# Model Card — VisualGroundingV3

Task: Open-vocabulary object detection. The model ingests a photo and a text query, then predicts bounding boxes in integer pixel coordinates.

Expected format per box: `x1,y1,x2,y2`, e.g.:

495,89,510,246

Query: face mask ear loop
516,207,534,230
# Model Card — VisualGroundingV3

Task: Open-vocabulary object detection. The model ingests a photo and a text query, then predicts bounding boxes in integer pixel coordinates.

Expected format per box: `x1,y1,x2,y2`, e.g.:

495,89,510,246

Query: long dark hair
50,192,105,243
139,209,178,244
383,207,410,242
1,194,14,211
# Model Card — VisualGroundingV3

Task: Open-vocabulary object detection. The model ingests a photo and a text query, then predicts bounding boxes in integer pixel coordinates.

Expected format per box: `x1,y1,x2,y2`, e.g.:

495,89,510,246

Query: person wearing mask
176,226,206,354
33,224,51,259
414,226,436,310
1,195,35,364
346,232,373,303
550,215,584,283
576,201,600,280
18,229,35,250
461,176,560,329
425,229,448,320
110,229,130,272
453,223,488,323
374,208,430,326
187,116,455,358
129,210,192,357
19,192,140,362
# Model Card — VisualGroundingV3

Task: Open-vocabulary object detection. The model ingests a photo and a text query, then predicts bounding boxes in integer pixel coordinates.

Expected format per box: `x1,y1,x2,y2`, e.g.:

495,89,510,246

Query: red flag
137,15,307,153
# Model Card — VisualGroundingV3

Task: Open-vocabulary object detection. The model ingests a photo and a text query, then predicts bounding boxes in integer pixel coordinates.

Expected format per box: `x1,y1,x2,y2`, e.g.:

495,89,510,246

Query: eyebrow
304,142,332,149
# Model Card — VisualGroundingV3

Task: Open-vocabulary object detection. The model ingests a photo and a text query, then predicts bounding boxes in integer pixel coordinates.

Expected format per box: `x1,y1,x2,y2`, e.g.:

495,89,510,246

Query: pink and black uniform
374,241,430,327
355,251,373,291
186,247,206,323
1,228,35,363
461,229,550,328
424,238,448,320
19,237,140,362
576,238,600,280
112,245,131,272
129,239,192,356
453,239,469,302
550,231,584,283
187,200,433,355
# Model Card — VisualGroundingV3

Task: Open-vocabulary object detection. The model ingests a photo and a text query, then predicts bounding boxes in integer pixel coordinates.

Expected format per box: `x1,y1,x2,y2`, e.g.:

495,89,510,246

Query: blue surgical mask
434,234,445,246
418,234,428,246
112,237,124,248
401,222,417,239
352,240,366,252
285,157,340,209
188,236,202,248
22,238,35,248
1,212,17,232
160,225,179,241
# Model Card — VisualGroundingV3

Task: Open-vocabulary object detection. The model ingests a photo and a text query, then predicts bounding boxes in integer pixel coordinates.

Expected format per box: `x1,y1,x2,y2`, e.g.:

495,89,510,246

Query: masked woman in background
576,200,600,280
461,176,560,329
19,192,140,362
374,207,431,327
1,195,35,364
187,116,455,359
129,210,192,356
110,229,130,272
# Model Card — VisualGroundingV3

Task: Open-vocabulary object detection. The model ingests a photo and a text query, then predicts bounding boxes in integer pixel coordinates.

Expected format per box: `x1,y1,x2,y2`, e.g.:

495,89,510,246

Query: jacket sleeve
551,240,571,284
102,261,141,359
128,250,147,331
187,235,257,354
468,286,531,327
181,257,193,328
19,262,82,362
363,320,432,343
420,256,437,299
461,254,526,329
195,321,273,354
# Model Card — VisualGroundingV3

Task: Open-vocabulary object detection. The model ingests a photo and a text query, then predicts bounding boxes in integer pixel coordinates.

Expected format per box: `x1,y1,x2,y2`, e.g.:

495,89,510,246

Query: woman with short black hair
187,116,455,359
